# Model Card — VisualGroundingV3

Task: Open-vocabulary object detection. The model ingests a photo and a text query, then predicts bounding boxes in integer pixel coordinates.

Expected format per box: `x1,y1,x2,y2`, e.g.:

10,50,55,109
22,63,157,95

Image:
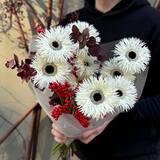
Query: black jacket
65,0,160,159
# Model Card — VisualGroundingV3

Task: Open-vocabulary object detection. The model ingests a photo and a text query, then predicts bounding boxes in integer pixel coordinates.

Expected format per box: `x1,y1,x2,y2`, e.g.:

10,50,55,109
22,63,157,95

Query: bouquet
5,17,151,159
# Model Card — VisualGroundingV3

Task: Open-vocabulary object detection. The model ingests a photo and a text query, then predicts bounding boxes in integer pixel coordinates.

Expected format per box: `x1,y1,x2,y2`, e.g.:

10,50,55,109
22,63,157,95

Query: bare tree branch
22,0,45,28
58,0,64,24
9,0,29,52
47,0,53,29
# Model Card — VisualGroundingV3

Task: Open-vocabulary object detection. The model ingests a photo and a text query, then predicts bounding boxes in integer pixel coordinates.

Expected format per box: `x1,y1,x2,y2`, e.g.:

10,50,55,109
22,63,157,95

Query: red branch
58,0,64,24
22,0,45,28
9,0,29,52
47,0,53,29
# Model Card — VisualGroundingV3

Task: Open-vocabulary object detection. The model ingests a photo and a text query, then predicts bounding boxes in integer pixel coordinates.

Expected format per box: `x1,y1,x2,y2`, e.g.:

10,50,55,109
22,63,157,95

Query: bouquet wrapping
6,19,151,140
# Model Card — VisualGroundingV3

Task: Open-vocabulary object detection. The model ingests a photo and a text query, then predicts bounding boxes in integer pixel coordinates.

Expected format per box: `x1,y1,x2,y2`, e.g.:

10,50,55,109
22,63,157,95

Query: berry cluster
73,106,90,128
49,82,90,128
49,82,74,99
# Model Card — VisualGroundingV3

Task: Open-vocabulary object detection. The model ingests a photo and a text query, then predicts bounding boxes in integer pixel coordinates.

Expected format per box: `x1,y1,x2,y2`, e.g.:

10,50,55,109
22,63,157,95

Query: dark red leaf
88,44,101,57
13,54,19,68
97,54,108,62
72,25,80,35
82,28,89,39
5,54,20,69
87,36,96,47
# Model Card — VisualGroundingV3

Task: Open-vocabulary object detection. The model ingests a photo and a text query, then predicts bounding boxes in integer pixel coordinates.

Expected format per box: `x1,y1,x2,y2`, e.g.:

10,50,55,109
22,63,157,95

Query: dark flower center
84,61,90,66
93,93,102,102
52,41,59,48
113,71,121,77
116,90,123,97
128,51,137,59
45,65,54,74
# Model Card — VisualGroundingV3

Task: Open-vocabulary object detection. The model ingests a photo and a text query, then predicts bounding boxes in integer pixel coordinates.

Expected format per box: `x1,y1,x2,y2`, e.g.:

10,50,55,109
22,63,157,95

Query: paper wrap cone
54,113,116,138
30,84,117,138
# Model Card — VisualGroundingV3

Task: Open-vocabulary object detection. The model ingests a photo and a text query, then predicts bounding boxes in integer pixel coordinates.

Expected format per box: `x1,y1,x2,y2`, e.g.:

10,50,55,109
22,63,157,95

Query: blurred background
0,0,157,160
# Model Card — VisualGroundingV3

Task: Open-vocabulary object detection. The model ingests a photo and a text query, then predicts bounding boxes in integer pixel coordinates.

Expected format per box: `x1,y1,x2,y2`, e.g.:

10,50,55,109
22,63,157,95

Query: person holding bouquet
51,0,160,159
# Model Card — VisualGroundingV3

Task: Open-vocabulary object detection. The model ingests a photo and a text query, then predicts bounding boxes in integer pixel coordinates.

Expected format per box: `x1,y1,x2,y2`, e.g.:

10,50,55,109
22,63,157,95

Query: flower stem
9,0,28,52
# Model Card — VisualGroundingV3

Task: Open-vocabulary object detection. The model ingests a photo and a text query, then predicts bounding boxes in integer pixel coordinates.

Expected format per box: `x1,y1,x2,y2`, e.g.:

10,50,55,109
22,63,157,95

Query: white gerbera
31,55,71,89
35,26,75,61
75,76,117,120
107,76,137,112
113,37,151,74
75,49,100,79
101,58,136,81
68,20,101,43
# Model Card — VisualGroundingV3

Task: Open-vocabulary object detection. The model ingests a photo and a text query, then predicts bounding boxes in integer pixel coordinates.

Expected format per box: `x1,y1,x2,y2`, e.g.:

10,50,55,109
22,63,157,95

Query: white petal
113,37,151,74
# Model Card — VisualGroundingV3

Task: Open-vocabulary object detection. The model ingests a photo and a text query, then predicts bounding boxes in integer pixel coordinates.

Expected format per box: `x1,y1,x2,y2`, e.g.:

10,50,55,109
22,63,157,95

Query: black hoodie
66,0,160,159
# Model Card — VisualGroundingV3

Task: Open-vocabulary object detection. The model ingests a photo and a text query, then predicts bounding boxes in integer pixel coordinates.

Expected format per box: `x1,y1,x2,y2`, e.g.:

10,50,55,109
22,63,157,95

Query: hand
78,122,107,144
51,123,69,144
78,112,119,144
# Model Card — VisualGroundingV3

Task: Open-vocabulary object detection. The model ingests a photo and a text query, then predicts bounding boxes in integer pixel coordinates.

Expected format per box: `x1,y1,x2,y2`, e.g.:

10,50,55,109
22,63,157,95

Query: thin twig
9,0,28,52
0,103,38,144
58,0,64,24
22,0,45,28
47,0,53,29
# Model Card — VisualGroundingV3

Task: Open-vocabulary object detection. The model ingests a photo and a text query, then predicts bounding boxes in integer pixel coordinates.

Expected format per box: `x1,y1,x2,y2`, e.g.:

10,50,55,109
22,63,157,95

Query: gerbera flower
35,26,75,61
68,21,101,43
74,49,100,79
107,76,137,112
113,37,151,74
31,55,71,89
101,58,136,81
75,76,116,120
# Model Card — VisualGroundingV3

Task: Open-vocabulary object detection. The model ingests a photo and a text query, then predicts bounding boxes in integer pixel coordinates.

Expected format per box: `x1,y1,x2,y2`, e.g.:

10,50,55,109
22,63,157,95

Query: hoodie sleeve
129,95,160,122
129,18,160,123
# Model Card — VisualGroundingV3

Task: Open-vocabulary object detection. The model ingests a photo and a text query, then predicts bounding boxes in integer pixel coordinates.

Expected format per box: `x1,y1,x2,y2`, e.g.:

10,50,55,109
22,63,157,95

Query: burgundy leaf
72,25,80,35
70,33,78,43
17,61,37,82
25,58,32,64
5,54,20,69
5,59,16,69
97,54,108,62
87,36,96,47
69,12,79,22
79,36,87,49
88,44,101,57
82,28,89,39
13,54,19,68
49,94,61,106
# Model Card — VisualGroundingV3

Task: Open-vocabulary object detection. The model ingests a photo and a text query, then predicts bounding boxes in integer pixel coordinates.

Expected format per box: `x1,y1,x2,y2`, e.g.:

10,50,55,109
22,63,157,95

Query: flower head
113,37,151,74
35,26,75,61
101,58,136,81
31,55,71,89
74,49,100,79
75,76,116,120
107,76,137,111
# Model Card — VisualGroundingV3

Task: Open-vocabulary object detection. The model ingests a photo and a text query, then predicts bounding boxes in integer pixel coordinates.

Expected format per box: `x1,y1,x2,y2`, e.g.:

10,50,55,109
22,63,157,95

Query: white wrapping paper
30,84,117,138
